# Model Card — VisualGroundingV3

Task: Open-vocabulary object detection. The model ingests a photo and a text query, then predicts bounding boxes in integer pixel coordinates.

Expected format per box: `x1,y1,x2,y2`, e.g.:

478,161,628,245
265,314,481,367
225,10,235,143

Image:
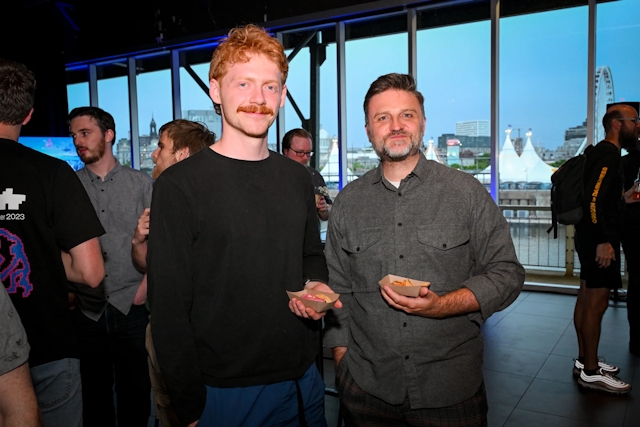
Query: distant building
446,138,461,166
437,133,491,154
116,138,131,166
455,120,490,137
555,120,587,160
182,109,222,139
138,117,159,174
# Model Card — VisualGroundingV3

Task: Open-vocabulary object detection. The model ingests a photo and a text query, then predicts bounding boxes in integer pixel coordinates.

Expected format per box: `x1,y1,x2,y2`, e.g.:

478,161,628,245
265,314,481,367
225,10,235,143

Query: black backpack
547,146,591,238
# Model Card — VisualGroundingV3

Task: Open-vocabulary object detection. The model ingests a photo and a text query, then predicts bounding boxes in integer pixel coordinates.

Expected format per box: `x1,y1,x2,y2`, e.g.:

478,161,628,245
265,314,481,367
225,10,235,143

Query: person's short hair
281,128,312,152
0,59,36,126
602,108,624,133
68,106,116,144
363,73,425,125
208,24,288,115
159,119,216,156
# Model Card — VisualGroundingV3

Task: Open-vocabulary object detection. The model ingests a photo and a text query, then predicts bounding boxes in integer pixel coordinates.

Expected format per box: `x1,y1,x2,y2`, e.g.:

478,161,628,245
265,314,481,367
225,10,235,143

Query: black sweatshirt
577,141,624,244
147,148,328,426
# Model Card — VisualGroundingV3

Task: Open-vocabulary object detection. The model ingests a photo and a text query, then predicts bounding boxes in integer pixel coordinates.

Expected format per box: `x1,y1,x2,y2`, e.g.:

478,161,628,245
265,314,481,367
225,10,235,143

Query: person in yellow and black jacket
573,103,640,394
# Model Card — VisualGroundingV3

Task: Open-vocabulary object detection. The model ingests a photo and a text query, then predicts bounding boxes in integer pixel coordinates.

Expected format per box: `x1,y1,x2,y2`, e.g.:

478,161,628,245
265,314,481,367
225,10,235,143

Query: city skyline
66,0,640,152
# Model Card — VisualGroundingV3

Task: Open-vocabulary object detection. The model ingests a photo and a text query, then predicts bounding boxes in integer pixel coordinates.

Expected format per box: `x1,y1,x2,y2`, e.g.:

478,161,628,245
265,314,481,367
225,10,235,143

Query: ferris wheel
594,65,615,144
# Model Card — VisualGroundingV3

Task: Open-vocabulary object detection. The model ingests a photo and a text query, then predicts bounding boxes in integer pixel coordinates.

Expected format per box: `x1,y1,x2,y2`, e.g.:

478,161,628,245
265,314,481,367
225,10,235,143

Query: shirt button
399,255,404,259
398,223,402,226
101,189,104,192
442,243,447,248
403,323,407,327
398,192,402,196
405,355,409,360
101,209,105,212
103,252,107,255
356,247,360,252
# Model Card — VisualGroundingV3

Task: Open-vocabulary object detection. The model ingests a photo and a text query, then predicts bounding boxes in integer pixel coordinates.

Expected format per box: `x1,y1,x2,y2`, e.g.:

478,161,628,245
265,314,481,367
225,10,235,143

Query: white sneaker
578,368,631,394
573,358,620,377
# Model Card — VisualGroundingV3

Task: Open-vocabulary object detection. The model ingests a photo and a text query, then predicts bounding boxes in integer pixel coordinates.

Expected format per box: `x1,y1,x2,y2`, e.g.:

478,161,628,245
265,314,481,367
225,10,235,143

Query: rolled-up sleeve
461,183,525,321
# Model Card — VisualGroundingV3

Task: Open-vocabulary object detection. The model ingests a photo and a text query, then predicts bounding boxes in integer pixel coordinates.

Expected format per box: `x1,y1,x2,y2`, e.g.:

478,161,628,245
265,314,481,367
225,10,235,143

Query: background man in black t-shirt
573,104,640,394
282,128,333,221
0,59,105,426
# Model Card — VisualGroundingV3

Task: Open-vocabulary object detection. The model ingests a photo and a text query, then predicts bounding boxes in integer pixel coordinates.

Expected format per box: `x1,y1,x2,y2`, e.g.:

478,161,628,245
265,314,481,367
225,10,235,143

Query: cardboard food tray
378,274,430,297
286,289,340,312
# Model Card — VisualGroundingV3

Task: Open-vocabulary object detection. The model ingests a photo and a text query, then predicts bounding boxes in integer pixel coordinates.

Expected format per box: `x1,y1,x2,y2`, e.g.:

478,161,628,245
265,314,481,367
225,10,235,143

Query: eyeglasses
618,117,640,124
289,148,314,157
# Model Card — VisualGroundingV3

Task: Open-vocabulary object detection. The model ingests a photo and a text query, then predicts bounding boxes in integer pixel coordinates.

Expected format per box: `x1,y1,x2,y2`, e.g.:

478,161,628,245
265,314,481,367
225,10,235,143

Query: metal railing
500,205,626,277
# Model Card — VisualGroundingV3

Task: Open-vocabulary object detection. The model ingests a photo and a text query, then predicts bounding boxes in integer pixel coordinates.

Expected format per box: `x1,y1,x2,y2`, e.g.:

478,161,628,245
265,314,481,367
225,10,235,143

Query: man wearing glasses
282,128,332,221
573,103,640,394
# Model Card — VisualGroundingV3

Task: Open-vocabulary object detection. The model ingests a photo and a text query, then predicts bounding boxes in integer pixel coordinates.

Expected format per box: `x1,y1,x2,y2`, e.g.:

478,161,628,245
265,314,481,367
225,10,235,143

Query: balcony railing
500,205,627,278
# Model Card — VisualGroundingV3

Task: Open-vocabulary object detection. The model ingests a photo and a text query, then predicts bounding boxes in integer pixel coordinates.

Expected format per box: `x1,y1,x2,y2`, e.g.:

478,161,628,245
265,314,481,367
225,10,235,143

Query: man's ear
22,108,34,126
175,147,190,162
279,84,287,109
105,129,115,145
210,79,221,105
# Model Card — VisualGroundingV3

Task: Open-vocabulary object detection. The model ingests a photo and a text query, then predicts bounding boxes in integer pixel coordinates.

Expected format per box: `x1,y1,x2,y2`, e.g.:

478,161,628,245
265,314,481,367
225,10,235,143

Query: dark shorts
575,230,622,289
336,357,487,427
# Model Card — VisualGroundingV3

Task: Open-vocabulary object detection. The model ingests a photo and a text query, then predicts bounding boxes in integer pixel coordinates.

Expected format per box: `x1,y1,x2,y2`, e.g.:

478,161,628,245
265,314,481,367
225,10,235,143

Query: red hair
209,24,288,84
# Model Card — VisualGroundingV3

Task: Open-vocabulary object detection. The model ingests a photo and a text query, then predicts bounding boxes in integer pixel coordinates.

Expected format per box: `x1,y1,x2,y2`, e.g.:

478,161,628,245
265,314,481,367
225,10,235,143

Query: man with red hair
147,25,339,427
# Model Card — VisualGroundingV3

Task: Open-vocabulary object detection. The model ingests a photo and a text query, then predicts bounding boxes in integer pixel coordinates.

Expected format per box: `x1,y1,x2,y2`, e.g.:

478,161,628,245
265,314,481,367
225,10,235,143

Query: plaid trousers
336,358,488,427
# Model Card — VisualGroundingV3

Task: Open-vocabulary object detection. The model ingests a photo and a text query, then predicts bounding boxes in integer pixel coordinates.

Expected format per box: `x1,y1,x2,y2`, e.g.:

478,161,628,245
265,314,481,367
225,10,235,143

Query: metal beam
336,22,347,191
171,49,182,119
489,0,500,202
586,0,596,148
407,8,417,79
287,30,317,62
276,32,286,152
183,64,209,96
88,64,98,107
309,32,322,170
127,57,140,169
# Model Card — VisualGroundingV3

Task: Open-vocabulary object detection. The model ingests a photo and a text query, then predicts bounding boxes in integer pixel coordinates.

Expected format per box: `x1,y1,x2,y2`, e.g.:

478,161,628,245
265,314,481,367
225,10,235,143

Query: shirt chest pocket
341,227,383,292
417,225,469,251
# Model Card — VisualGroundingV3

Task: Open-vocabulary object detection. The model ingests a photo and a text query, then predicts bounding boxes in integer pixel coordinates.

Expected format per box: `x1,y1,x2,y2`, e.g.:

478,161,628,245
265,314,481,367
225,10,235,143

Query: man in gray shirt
69,106,153,427
322,73,524,426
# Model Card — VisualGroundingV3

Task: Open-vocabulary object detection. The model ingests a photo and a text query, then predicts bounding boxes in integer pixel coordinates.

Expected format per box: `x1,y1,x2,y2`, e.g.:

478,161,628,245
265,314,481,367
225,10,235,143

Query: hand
132,208,150,245
380,285,443,318
187,421,198,427
133,275,148,305
288,282,343,321
333,346,347,367
595,242,615,268
624,186,640,204
316,197,328,213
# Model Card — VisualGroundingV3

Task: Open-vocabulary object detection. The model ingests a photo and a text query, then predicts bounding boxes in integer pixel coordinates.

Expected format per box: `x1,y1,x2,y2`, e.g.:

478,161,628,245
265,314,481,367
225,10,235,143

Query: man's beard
619,125,639,151
370,128,423,163
77,138,106,165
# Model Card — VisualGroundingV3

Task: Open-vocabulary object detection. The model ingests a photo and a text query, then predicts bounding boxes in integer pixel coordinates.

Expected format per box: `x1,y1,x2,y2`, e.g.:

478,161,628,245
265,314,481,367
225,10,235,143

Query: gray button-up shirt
323,154,524,408
74,161,153,320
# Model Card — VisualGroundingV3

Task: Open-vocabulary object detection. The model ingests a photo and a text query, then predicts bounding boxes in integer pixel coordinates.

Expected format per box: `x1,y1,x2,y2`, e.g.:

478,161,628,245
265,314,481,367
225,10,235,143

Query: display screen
18,136,84,171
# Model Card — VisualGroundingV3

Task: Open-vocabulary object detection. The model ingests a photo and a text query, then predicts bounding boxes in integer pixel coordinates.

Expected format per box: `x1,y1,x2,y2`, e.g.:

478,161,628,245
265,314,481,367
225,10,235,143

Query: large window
136,55,173,174
344,15,408,184
417,3,491,179
500,3,588,184
180,46,222,142
596,0,640,135
67,68,89,121
97,62,131,164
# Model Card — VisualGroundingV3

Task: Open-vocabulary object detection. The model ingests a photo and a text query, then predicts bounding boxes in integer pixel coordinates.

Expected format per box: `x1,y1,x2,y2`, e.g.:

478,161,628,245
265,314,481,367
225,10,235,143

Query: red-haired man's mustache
237,105,275,115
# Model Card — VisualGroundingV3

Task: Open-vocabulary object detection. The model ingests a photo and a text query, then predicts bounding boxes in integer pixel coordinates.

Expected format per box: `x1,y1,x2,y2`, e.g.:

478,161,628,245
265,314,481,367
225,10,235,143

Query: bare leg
574,279,587,358
578,286,610,370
